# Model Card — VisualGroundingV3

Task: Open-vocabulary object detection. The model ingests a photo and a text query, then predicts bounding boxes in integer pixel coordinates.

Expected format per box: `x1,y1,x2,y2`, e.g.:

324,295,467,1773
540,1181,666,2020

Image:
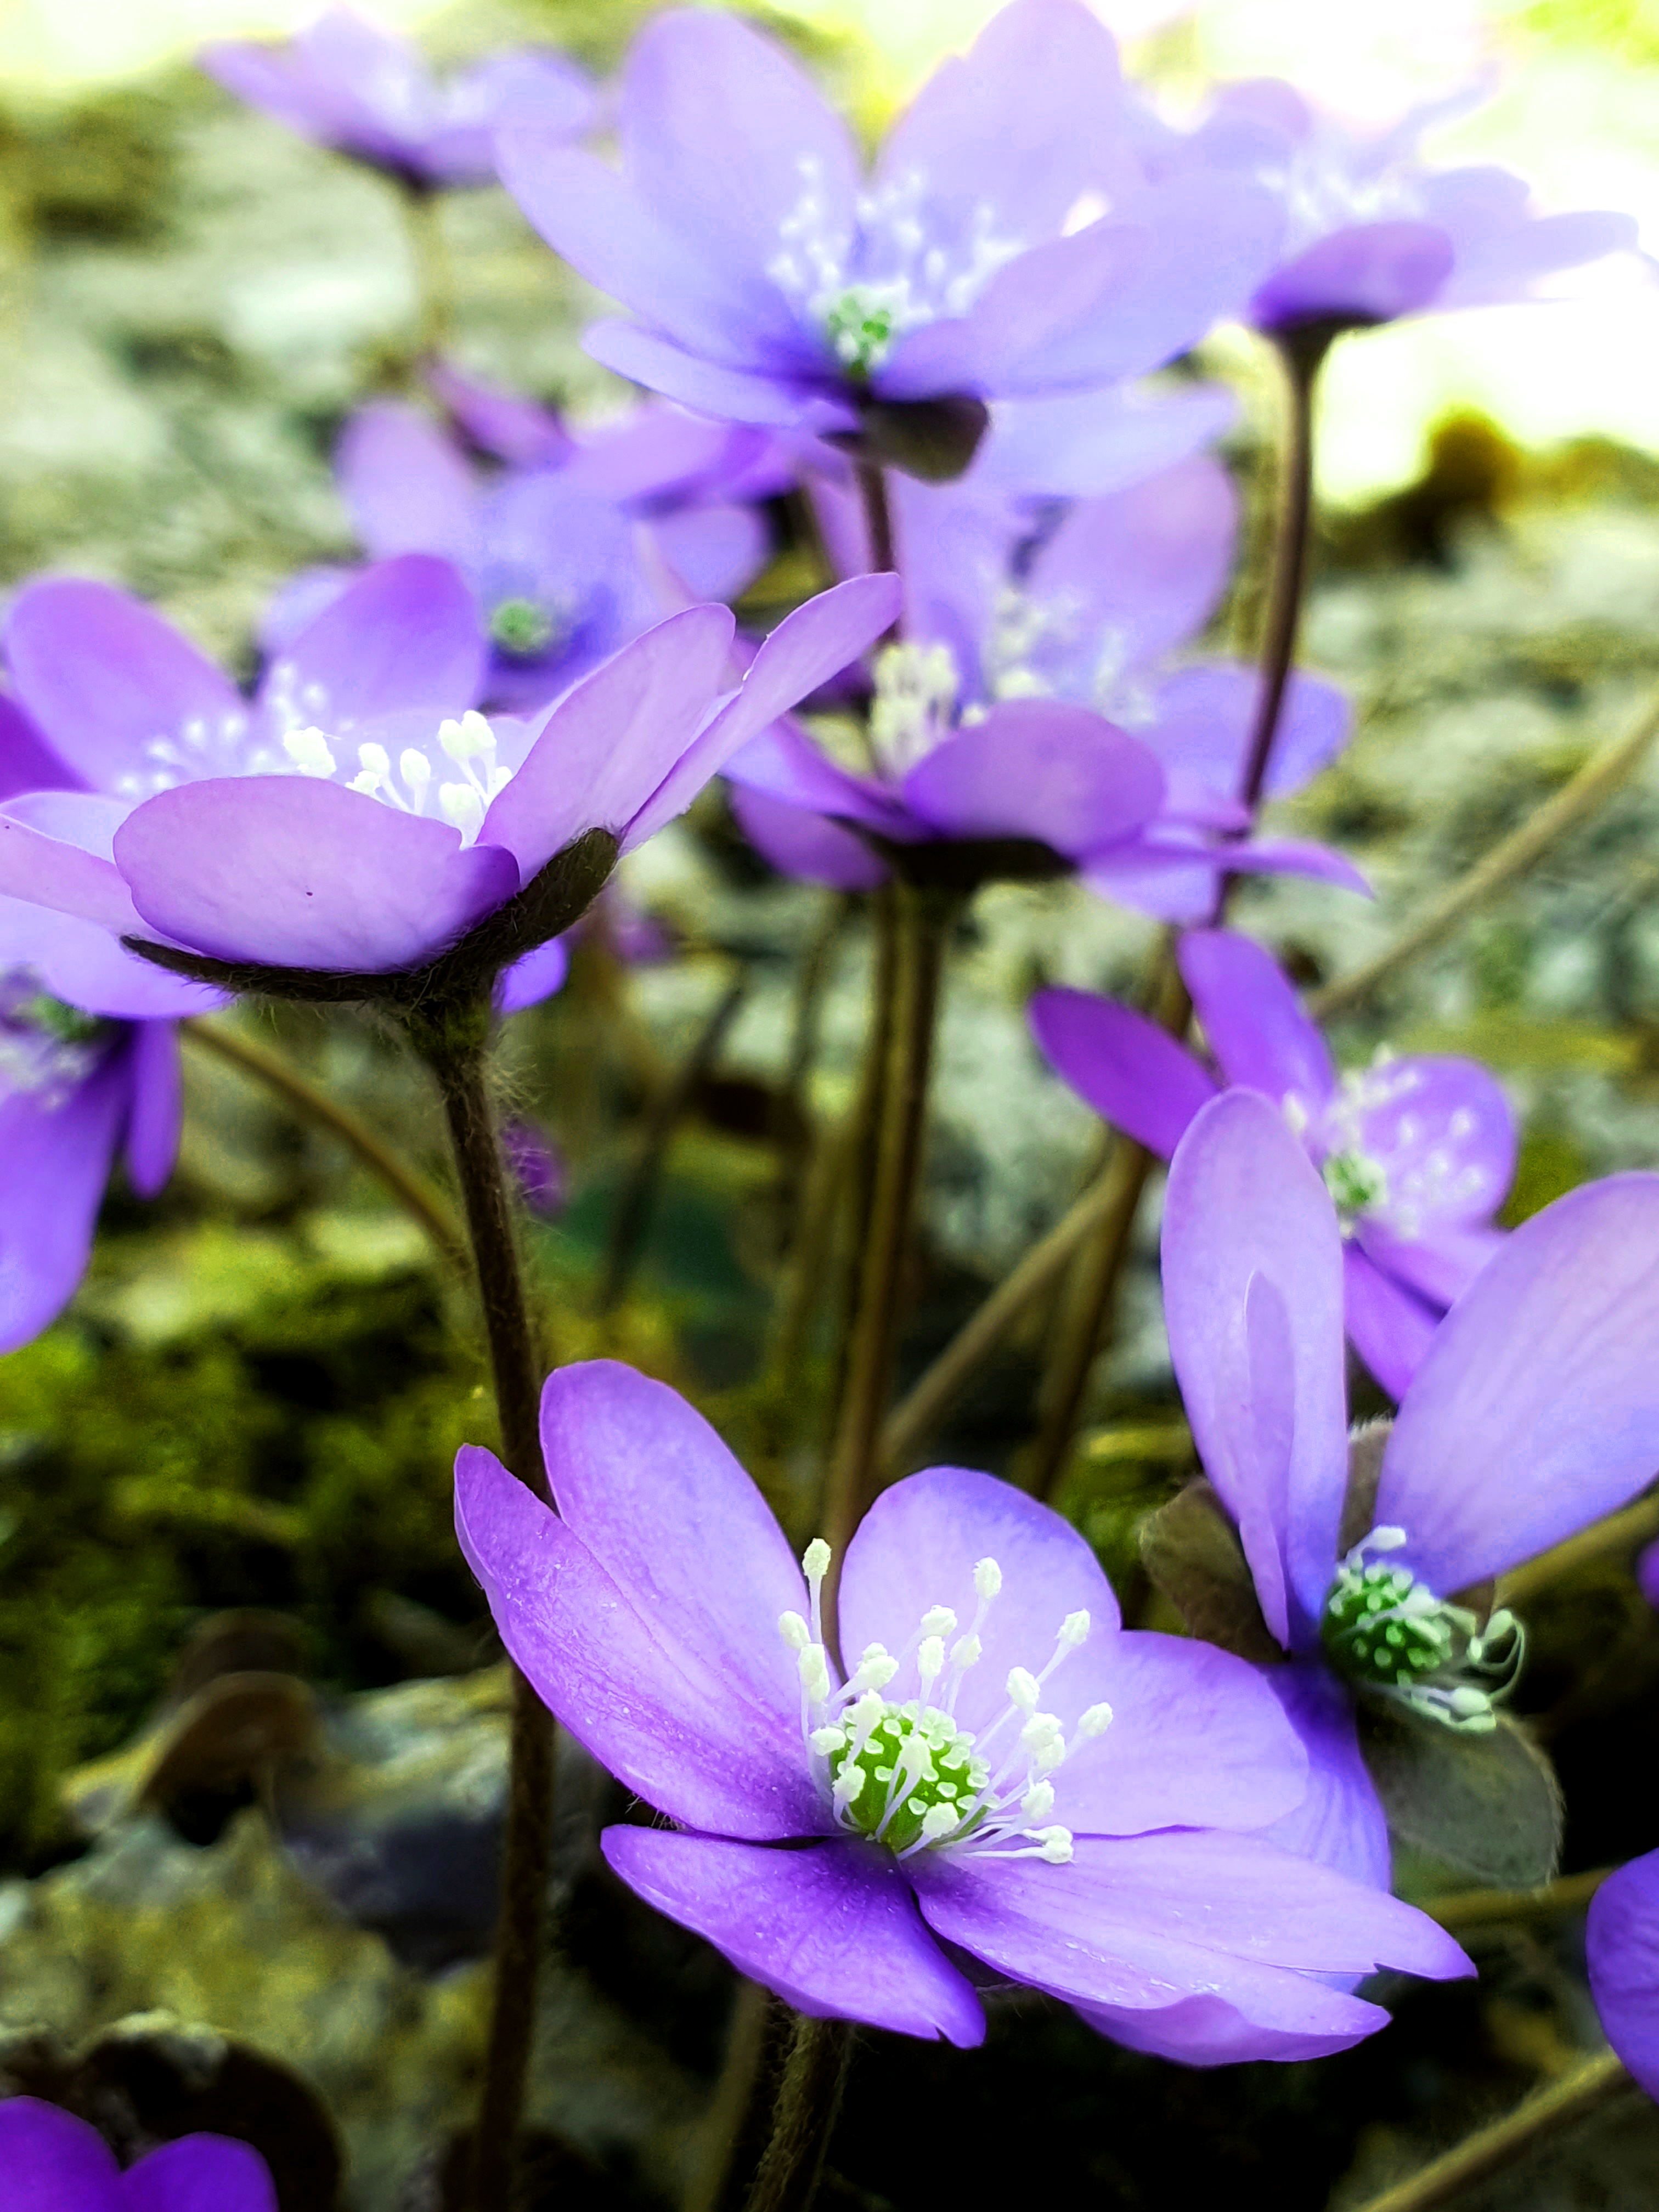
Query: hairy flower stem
741,2013,853,2212
407,1004,554,2212
399,179,452,363
854,455,898,579
182,1017,465,1268
683,1982,777,2212
1346,2049,1630,2212
821,882,958,1570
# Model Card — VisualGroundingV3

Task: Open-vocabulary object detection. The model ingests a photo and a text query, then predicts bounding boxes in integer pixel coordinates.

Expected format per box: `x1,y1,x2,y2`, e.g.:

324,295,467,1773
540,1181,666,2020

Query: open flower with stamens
200,5,594,192
0,556,896,992
455,1359,1469,2061
1588,1850,1659,2102
1159,1087,1659,1888
1033,928,1515,1396
0,2097,275,2210
494,1,1278,439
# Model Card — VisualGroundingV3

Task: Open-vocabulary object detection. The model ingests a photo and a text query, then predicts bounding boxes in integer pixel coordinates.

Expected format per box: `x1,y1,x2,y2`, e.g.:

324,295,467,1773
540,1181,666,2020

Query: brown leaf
1138,1480,1284,1665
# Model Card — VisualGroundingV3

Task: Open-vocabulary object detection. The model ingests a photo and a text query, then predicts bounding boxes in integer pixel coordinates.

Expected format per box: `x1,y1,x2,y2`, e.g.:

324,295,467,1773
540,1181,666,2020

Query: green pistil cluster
827,1701,987,1854
20,995,107,1047
1322,1148,1388,1216
489,596,557,658
1322,1560,1449,1689
823,289,898,378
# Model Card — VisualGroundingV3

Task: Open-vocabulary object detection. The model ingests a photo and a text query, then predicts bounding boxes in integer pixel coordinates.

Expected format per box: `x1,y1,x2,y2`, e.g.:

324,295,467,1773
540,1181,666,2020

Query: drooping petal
0,2098,122,2208
729,784,888,891
1073,1984,1390,2065
121,2133,279,2212
1162,1091,1350,1649
911,1830,1468,2012
115,778,520,973
901,704,1164,857
1378,1173,1659,1594
1255,1661,1392,1889
264,555,484,731
1027,986,1215,1158
1251,221,1456,330
1178,928,1335,1108
1342,1243,1440,1402
0,1053,130,1354
496,936,571,1014
1436,208,1640,311
1082,830,1370,925
0,803,151,938
335,404,479,564
0,896,218,1021
5,579,242,797
1586,1849,1659,2100
583,325,854,435
976,382,1238,501
836,1464,1120,1743
601,1827,984,2046
0,689,78,802
454,1445,825,1840
1143,664,1352,803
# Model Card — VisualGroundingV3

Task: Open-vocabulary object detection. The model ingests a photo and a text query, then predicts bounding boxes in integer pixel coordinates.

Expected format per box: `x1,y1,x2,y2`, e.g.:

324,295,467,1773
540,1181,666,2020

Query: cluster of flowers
3,0,1658,2186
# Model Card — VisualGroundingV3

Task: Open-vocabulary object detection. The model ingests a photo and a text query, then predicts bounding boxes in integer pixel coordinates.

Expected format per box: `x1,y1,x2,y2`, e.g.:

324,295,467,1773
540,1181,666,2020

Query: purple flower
494,1,1278,436
501,1115,566,1218
726,463,1358,909
455,1358,1467,2063
0,696,216,1353
1127,78,1639,336
1161,1086,1659,1884
201,6,594,191
0,2097,274,2209
1032,928,1515,1396
1588,1853,1659,2100
1639,1539,1659,1615
0,555,896,985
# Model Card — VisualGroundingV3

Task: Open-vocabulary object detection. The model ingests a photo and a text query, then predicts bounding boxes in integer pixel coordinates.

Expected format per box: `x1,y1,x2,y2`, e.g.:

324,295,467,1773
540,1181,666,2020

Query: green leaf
1358,1703,1564,1886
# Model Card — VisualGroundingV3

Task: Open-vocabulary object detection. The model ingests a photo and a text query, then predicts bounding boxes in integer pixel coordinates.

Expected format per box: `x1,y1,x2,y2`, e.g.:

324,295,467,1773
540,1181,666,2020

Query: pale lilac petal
648,505,770,603
0,806,149,939
722,721,904,834
901,705,1164,856
1027,986,1215,1157
5,579,241,795
335,404,478,563
1437,210,1640,310
496,936,570,1014
121,2134,278,2212
1345,1056,1516,1234
265,555,484,730
1162,1091,1350,1649
911,1830,1468,2011
0,2098,122,2208
1083,832,1370,924
1255,1662,1392,1889
1378,1173,1659,1593
0,1056,129,1353
199,37,377,156
1050,1630,1308,1837
1252,221,1454,331
585,321,855,433
976,382,1239,500
1587,1850,1659,2100
1178,928,1335,1107
123,1020,182,1198
0,690,77,801
539,1362,809,1736
1342,1244,1440,1402
258,568,356,658
624,575,901,847
481,605,736,876
1146,664,1352,803
601,1828,984,2045
116,779,520,973
1364,1223,1504,1310
455,1444,825,1839
421,49,596,183
1074,1985,1389,2064
836,1464,1120,1743
427,360,571,469
0,897,218,1021
729,784,888,891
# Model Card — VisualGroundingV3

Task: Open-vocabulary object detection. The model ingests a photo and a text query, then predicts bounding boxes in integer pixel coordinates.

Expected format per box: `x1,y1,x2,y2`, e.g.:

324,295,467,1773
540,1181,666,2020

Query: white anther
1007,1667,1040,1711
847,1649,899,1695
799,1644,831,1703
974,1559,1002,1600
1057,1611,1090,1649
356,742,391,777
778,1611,810,1652
1368,1527,1409,1553
438,783,484,835
1282,1093,1310,1136
1075,1702,1113,1740
1020,1780,1056,1821
439,709,494,764
802,1539,831,1581
399,747,432,790
918,1636,945,1692
949,1634,981,1672
1448,1686,1489,1719
1032,1826,1074,1865
284,726,337,776
832,1763,866,1814
920,1606,957,1639
920,1803,961,1841
810,1725,848,1756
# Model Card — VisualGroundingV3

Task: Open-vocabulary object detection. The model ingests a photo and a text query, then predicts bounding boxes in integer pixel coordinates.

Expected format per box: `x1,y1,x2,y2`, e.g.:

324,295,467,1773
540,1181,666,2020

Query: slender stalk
741,2013,853,2212
821,882,956,1566
182,1017,465,1267
1426,1866,1612,1933
824,890,898,1466
684,1982,776,2212
399,179,452,362
408,1008,553,2212
854,455,897,578
1343,2049,1630,2212
1498,1490,1659,1610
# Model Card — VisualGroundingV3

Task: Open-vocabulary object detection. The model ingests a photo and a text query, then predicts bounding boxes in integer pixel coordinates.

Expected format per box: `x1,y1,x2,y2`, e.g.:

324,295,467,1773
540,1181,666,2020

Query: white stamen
974,1559,1002,1600
1007,1667,1040,1712
283,726,337,777
778,1611,810,1652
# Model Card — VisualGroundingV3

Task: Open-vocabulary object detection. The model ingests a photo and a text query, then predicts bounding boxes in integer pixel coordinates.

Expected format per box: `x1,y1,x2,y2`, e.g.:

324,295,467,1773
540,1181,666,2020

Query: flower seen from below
0,2097,275,2212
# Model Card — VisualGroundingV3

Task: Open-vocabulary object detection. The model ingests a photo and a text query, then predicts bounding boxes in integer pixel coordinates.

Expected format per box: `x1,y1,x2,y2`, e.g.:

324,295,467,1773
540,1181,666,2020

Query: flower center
0,973,114,1106
1322,1148,1389,1217
1321,1526,1523,1732
821,286,906,377
867,641,959,778
281,708,514,843
778,1542,1111,1864
489,596,559,659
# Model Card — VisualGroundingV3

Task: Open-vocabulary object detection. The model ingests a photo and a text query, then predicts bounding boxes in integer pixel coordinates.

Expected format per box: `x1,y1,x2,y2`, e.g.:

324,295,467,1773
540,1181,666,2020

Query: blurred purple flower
494,1,1278,435
201,6,594,191
0,556,896,983
1588,1853,1659,2100
456,1359,1467,2062
1032,928,1514,1396
1127,78,1639,336
501,1116,566,1218
1162,1088,1659,1887
726,459,1359,910
0,2097,275,2210
1639,1539,1659,1615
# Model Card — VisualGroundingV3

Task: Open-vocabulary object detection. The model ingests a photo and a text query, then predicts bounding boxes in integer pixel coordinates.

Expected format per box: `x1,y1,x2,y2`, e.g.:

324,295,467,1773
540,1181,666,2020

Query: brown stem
1343,2049,1630,2212
684,1982,777,2212
741,2013,853,2212
821,882,956,1568
409,1009,553,2212
854,455,897,578
1426,1865,1612,1933
182,1017,465,1268
1498,1489,1659,1610
824,891,898,1456
399,178,451,363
